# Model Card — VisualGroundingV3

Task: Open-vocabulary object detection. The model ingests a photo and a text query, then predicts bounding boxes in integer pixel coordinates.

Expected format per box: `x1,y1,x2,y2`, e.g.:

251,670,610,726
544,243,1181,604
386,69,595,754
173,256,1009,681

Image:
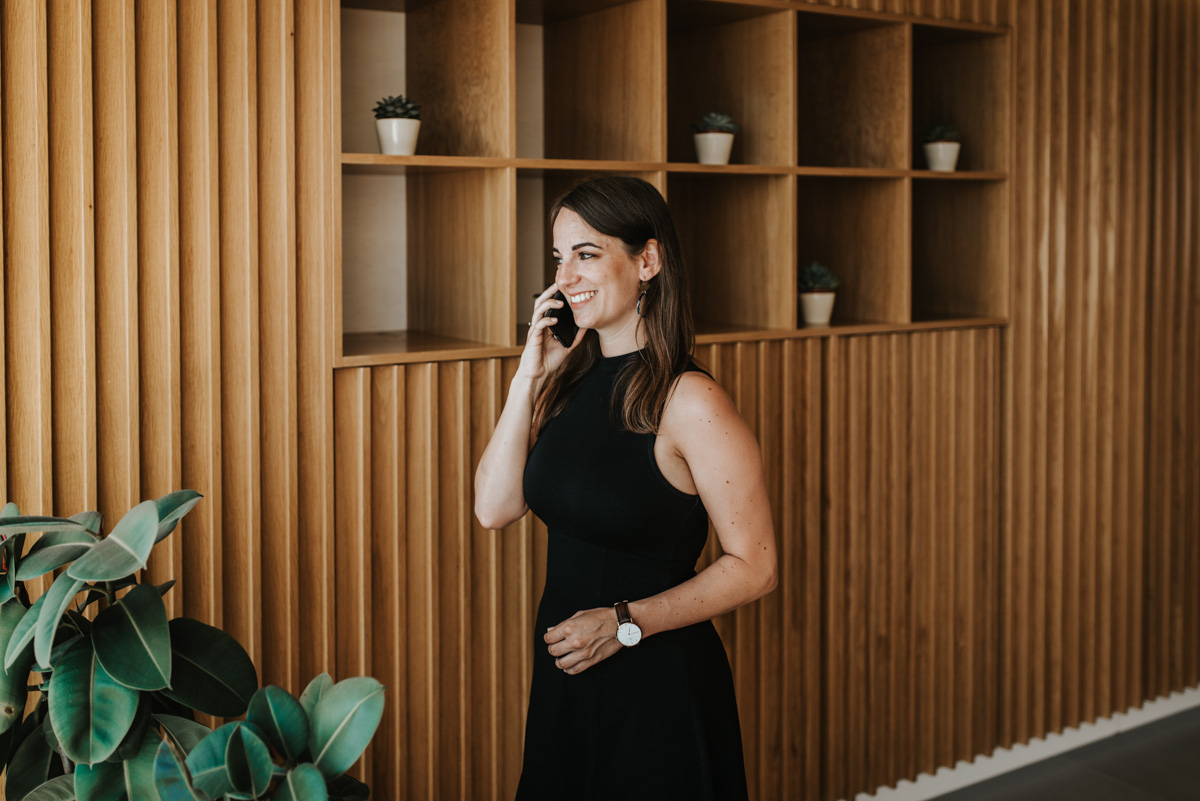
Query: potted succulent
799,260,840,326
0,493,385,801
921,123,962,172
691,112,740,165
374,93,421,156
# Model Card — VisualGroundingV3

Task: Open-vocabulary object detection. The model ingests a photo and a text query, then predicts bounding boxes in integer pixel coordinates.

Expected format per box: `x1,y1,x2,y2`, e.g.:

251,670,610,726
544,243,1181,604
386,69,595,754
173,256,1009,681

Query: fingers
554,639,622,676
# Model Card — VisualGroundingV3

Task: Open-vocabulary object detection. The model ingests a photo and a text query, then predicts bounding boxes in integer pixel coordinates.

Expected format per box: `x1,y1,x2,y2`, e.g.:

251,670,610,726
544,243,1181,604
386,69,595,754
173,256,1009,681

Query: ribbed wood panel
1145,0,1200,701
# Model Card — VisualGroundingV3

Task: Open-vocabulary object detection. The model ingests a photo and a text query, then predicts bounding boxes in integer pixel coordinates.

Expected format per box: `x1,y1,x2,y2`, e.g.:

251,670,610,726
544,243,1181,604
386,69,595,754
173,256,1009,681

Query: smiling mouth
567,290,597,305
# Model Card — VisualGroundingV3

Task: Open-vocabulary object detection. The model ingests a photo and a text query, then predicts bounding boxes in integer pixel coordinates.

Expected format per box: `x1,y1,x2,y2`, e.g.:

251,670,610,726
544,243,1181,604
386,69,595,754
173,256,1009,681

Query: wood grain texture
47,0,97,516
136,0,183,616
93,0,141,523
257,0,301,690
405,0,512,157
218,0,262,661
544,0,666,161
177,0,224,629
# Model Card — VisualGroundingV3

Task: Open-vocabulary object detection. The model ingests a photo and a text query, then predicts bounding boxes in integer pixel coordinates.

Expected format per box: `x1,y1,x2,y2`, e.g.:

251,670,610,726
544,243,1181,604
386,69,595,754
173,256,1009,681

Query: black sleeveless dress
517,350,748,801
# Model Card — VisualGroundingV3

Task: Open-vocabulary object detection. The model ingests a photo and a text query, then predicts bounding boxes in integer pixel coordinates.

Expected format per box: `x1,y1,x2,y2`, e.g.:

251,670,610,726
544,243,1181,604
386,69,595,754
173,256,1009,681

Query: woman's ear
640,239,663,281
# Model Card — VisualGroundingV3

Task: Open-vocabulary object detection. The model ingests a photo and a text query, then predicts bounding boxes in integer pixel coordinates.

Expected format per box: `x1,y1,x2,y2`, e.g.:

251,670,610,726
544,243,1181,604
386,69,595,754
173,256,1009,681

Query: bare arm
546,372,778,673
474,284,584,530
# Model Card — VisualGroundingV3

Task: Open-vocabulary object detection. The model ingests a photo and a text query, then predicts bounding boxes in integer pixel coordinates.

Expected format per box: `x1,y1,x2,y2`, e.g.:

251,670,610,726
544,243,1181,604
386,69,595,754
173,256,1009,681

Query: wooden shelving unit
337,0,1010,365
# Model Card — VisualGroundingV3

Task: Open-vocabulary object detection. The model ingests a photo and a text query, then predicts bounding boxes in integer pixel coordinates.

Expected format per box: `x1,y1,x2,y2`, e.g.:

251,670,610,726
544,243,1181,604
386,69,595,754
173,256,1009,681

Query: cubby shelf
336,0,1010,366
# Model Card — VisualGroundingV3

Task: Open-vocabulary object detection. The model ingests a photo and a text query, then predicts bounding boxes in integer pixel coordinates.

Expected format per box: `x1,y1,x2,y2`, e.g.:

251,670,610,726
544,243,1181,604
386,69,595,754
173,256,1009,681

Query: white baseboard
853,686,1200,801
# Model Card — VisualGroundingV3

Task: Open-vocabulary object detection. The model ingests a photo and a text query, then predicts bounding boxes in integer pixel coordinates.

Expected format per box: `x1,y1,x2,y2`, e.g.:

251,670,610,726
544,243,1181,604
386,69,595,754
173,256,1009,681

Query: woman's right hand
518,283,584,382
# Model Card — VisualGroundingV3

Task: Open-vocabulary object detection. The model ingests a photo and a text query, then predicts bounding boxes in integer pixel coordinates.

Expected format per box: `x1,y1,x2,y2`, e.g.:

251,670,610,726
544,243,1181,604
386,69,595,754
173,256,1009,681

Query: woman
474,176,777,800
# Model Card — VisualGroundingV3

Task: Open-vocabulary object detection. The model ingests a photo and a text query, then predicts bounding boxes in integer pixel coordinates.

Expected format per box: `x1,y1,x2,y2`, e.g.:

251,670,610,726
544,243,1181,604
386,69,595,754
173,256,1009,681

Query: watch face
617,622,642,647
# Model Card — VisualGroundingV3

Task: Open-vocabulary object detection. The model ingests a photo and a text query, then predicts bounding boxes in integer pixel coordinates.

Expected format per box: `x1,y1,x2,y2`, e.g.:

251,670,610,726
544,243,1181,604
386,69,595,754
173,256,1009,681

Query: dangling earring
636,281,649,316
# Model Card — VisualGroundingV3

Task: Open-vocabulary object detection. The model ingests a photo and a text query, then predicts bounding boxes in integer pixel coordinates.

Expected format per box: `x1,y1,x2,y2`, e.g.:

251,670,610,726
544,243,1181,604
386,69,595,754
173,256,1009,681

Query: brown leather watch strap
614,600,632,626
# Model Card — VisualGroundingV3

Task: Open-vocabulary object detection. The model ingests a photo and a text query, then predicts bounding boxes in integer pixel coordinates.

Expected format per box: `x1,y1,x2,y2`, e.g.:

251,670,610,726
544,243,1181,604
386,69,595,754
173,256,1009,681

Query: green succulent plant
921,123,961,143
691,112,740,134
799,261,840,292
372,94,421,120
0,494,385,801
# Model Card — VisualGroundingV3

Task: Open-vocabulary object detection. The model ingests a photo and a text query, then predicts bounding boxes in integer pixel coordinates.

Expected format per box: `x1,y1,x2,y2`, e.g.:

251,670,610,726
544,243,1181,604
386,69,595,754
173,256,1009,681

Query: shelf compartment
338,166,515,364
340,0,511,158
667,173,797,332
667,1,795,166
797,177,910,325
913,23,1009,172
796,15,909,169
912,179,1009,320
522,0,664,162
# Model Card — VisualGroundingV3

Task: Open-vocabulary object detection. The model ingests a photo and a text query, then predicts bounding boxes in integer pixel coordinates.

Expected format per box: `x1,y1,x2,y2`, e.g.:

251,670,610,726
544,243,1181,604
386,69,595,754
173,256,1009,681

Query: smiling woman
474,177,777,801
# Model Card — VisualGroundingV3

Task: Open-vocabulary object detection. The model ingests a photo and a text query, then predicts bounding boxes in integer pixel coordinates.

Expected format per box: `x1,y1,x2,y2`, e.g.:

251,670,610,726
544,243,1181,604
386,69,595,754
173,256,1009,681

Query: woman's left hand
544,607,625,675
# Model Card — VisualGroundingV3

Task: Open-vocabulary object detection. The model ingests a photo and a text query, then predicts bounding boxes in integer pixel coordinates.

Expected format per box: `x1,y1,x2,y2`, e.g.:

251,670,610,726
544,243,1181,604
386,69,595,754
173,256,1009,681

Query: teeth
569,290,597,304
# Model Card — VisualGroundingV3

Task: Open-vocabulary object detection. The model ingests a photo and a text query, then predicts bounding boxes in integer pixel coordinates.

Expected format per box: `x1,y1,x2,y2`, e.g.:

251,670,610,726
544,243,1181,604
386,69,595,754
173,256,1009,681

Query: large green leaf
0,598,34,735
184,722,252,800
153,715,212,756
16,542,95,581
308,677,385,779
5,722,54,801
153,492,203,544
278,764,328,801
20,774,75,801
47,639,140,765
153,738,209,801
224,725,273,800
34,572,86,668
161,619,257,717
299,673,332,721
109,693,152,762
75,728,158,801
0,502,17,517
247,685,309,762
67,501,158,582
92,583,171,690
0,516,88,537
69,511,103,536
5,594,45,671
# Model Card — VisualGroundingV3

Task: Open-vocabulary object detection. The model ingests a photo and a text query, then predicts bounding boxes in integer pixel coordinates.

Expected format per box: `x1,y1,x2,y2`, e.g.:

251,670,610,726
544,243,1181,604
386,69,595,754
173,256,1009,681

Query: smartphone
544,290,579,348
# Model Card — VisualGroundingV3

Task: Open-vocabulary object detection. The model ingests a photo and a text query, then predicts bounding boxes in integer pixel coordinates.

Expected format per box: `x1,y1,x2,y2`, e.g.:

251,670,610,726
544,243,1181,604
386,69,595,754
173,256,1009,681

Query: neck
596,315,645,357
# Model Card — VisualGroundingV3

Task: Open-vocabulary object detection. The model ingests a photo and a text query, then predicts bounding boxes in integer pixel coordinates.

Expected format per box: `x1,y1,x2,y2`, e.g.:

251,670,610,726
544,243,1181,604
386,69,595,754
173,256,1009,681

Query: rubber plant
0,493,385,801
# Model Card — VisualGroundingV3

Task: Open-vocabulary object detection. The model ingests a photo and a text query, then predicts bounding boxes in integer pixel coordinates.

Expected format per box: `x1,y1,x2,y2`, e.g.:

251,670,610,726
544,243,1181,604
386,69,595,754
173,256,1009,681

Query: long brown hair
532,176,695,435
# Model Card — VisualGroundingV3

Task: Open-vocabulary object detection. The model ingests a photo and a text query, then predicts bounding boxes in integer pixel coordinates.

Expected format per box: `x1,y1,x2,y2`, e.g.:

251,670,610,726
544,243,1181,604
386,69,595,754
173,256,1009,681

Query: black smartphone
545,290,579,348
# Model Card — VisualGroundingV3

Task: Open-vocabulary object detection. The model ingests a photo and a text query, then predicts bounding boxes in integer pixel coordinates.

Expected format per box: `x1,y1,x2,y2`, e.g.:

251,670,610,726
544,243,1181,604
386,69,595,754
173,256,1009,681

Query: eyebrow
552,242,601,253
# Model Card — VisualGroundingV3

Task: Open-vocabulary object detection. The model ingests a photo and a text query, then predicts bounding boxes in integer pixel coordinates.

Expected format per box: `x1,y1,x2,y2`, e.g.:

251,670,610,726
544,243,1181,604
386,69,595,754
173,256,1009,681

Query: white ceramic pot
924,141,961,172
800,291,836,326
694,132,735,165
376,118,421,156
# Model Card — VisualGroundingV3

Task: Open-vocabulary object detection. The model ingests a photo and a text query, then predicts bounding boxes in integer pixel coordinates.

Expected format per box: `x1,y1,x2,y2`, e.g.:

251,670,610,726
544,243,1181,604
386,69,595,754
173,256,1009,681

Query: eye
578,251,596,260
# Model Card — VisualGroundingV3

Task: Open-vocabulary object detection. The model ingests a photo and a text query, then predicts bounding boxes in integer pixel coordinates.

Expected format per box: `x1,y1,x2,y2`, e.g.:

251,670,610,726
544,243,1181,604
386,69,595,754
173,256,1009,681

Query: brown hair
532,176,695,435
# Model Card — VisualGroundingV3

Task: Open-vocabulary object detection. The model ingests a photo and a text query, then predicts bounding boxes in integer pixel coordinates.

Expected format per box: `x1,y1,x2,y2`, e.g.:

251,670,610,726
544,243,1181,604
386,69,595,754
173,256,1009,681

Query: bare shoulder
660,370,746,446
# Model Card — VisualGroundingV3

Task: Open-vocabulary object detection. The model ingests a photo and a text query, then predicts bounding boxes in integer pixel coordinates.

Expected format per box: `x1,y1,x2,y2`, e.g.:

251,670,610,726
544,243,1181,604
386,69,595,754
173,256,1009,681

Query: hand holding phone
544,290,579,348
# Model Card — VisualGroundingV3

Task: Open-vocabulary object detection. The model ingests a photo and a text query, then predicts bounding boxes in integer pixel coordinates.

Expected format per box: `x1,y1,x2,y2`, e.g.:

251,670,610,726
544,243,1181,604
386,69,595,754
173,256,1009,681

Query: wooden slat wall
1,2,1198,801
1145,0,1200,701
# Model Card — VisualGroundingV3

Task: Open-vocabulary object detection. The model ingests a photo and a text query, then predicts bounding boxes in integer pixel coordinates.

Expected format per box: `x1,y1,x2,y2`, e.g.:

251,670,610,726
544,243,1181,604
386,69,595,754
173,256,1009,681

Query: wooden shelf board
340,330,516,367
342,153,509,173
797,166,909,178
666,162,794,175
911,169,1008,181
514,157,664,173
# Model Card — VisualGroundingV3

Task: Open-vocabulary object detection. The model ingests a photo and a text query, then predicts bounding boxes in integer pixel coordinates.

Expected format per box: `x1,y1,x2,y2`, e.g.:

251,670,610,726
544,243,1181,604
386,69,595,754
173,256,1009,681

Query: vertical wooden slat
406,362,438,801
47,0,97,516
93,0,139,524
257,0,299,690
2,0,52,518
295,0,337,683
218,0,262,658
368,365,406,801
178,0,223,627
136,0,183,615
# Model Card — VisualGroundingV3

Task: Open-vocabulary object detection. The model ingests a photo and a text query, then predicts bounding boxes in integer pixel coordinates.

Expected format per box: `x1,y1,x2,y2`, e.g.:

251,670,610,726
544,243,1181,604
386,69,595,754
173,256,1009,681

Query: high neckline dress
517,350,749,801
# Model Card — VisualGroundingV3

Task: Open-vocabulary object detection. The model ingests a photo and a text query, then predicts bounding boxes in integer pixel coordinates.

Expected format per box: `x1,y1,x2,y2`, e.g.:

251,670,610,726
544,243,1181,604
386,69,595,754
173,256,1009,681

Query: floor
929,707,1200,801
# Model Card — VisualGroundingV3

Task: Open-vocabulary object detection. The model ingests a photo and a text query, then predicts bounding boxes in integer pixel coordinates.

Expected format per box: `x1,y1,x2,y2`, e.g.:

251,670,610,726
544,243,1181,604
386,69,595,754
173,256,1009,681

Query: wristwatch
614,600,642,647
